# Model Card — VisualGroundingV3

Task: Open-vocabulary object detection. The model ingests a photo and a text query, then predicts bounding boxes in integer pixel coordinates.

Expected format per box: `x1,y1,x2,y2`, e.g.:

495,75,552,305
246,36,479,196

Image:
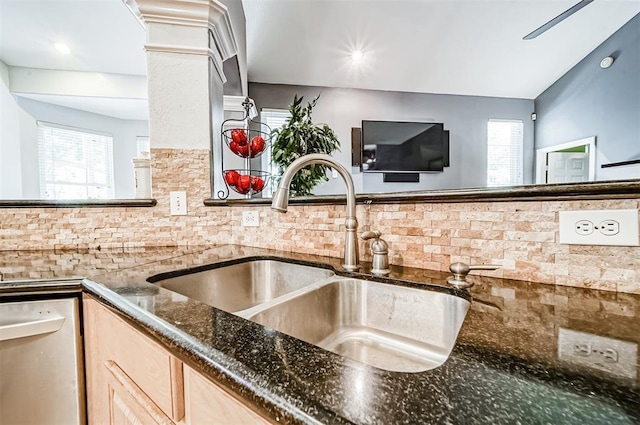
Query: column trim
128,0,237,81
144,44,214,56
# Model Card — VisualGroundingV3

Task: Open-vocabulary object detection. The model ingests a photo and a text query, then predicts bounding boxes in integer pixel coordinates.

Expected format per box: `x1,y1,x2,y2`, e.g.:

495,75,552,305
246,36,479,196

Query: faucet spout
271,154,359,271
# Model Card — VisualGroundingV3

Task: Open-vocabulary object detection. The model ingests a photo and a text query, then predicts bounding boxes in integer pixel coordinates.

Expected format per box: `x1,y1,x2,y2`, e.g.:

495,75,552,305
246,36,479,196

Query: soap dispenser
361,230,391,276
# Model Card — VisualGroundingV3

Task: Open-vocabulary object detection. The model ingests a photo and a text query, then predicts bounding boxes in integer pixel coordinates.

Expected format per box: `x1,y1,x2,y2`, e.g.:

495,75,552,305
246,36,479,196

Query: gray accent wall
249,83,534,195
534,13,640,181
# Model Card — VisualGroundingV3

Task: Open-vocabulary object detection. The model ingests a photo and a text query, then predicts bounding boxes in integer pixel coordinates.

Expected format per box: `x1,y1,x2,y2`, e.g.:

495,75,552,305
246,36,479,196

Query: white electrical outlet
575,220,594,235
242,210,259,227
170,191,187,216
599,220,619,235
559,209,639,246
558,328,637,379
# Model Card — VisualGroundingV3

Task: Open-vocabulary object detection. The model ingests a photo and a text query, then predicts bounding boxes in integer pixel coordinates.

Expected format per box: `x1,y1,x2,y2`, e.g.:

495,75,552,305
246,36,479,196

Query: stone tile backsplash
1,148,638,293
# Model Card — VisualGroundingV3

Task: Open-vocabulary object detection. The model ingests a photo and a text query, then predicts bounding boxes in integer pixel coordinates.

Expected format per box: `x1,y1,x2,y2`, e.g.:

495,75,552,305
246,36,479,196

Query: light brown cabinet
83,295,270,425
183,364,269,424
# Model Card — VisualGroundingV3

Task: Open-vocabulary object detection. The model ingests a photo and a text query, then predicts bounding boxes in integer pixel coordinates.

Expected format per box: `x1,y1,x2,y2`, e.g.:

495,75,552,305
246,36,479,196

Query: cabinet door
83,296,184,424
184,365,270,425
84,295,270,425
105,360,175,425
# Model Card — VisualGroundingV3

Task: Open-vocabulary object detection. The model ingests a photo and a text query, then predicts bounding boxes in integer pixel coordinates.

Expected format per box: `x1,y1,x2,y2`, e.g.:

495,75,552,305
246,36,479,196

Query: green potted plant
271,94,340,196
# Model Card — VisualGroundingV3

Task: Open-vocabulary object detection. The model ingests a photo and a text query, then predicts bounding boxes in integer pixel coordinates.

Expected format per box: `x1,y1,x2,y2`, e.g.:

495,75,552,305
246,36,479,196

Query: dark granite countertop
1,246,638,424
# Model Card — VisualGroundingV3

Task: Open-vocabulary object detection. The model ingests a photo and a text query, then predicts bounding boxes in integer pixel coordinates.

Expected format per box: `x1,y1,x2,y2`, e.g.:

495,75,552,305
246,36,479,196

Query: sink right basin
248,278,470,372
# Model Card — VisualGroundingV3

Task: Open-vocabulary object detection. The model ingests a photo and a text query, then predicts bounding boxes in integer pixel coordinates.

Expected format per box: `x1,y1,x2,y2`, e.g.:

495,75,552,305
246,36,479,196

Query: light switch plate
170,191,187,216
559,209,639,246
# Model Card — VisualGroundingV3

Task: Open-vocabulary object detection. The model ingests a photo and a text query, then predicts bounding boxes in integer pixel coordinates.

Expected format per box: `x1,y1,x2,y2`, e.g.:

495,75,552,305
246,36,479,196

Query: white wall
0,60,37,198
9,66,147,100
18,101,39,198
14,97,149,199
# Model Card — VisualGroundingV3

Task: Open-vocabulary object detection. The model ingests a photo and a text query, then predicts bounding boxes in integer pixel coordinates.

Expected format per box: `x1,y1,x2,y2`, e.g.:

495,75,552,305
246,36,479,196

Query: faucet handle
361,230,381,240
447,262,500,289
360,231,388,252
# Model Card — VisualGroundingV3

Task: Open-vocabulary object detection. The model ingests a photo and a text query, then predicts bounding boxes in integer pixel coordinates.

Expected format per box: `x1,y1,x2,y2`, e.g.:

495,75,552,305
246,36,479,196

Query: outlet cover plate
170,191,187,216
242,210,259,227
559,209,639,246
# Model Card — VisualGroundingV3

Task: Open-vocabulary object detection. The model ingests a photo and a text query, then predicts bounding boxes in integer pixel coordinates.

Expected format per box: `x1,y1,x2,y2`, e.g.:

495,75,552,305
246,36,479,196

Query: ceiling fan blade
523,0,595,40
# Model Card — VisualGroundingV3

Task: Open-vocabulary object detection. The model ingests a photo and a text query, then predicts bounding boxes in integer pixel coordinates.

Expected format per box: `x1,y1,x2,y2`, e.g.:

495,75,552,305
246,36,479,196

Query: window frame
260,108,291,197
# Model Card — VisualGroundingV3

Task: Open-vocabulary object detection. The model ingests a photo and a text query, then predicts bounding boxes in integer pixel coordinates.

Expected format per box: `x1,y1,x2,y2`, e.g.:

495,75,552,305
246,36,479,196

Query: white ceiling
0,0,147,120
0,0,638,118
0,0,146,75
242,0,640,99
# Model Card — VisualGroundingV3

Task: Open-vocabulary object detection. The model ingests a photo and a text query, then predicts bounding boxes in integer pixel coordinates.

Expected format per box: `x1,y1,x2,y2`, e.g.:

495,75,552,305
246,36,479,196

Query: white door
547,152,590,183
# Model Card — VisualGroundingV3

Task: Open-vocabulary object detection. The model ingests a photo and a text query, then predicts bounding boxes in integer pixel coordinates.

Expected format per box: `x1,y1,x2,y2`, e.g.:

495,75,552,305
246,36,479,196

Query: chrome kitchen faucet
271,154,360,271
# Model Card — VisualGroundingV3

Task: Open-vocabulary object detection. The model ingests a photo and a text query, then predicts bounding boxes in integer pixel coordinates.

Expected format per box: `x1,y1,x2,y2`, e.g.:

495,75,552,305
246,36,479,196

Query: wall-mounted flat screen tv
361,121,448,173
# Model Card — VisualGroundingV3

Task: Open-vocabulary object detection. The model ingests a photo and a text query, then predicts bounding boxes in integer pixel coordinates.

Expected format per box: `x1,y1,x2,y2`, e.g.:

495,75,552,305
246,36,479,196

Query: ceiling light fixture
351,50,364,62
600,56,614,69
54,42,71,55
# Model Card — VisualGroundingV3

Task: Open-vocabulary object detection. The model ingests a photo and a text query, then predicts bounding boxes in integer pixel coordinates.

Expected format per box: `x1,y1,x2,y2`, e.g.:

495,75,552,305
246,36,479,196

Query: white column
129,0,237,150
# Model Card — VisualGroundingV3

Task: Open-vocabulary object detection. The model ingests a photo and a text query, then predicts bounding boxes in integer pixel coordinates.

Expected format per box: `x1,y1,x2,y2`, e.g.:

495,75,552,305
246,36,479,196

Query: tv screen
361,121,446,173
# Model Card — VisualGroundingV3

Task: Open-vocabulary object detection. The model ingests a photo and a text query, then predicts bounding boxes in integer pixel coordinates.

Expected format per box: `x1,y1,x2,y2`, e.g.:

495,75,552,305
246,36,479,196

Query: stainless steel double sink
148,259,469,373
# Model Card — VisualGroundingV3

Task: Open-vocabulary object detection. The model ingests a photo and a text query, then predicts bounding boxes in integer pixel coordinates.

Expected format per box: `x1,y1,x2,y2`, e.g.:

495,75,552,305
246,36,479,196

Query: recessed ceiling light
54,42,71,55
600,56,614,69
351,50,364,62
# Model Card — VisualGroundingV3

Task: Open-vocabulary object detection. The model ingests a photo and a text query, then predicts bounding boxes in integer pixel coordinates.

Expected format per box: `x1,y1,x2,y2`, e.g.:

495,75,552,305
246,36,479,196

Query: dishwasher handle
0,316,65,341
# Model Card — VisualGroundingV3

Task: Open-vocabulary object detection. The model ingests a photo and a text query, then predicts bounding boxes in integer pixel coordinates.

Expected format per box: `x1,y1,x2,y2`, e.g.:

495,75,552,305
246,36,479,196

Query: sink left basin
148,259,334,313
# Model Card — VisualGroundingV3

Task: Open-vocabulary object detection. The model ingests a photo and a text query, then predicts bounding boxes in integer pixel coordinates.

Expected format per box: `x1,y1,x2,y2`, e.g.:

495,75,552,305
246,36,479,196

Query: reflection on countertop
466,276,639,376
1,245,638,424
0,246,206,282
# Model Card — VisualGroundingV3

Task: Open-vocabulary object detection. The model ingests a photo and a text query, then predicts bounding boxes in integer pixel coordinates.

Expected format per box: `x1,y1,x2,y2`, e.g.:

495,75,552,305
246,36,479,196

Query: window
487,119,524,187
38,122,115,199
260,109,290,196
136,136,150,157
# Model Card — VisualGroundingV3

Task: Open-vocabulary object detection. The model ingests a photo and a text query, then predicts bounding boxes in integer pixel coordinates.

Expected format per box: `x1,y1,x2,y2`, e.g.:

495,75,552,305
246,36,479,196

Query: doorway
535,137,596,184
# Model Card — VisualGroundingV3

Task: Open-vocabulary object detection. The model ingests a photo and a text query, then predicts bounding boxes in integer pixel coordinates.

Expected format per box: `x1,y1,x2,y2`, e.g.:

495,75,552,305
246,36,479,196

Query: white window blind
37,122,115,199
487,119,524,187
260,109,290,196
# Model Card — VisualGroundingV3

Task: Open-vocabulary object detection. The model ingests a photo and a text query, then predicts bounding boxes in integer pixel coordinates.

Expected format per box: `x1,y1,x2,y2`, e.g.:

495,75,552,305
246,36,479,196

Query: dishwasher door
0,297,85,425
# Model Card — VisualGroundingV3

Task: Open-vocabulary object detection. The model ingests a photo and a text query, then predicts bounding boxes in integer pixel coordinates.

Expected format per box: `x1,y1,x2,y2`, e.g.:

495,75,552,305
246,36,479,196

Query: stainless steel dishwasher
0,297,85,424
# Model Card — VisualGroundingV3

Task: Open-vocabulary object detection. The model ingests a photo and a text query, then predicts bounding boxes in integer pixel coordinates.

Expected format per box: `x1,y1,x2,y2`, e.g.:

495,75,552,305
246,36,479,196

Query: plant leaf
270,93,341,196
